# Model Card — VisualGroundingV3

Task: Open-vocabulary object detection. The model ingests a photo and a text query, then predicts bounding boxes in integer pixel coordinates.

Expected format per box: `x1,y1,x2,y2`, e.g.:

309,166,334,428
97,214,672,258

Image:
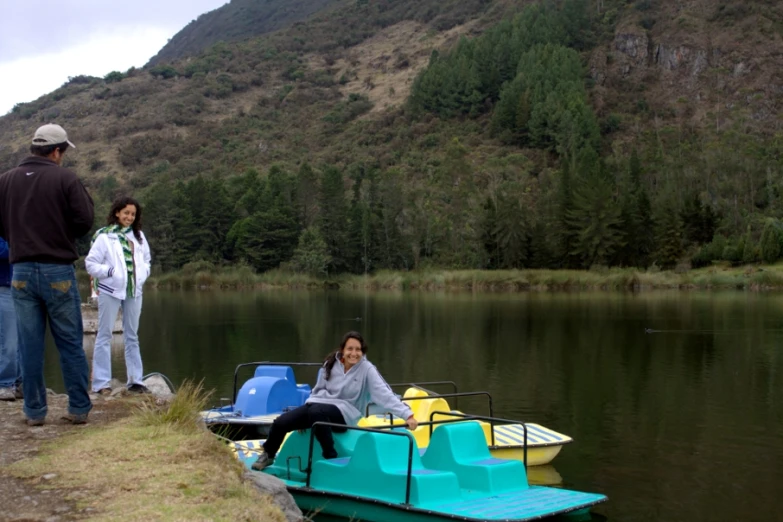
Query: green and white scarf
91,225,135,297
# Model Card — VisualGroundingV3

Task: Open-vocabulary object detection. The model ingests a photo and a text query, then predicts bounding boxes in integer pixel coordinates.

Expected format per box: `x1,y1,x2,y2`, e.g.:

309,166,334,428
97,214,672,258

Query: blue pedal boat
241,419,607,522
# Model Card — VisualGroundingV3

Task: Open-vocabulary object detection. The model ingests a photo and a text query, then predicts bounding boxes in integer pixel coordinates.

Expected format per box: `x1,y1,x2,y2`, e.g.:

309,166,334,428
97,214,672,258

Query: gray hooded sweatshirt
306,356,413,426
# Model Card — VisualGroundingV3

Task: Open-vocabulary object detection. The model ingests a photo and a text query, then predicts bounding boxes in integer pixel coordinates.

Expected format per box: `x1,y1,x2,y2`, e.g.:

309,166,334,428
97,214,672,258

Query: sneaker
97,388,112,396
0,387,16,401
127,384,151,394
251,452,273,471
61,413,88,425
26,417,45,426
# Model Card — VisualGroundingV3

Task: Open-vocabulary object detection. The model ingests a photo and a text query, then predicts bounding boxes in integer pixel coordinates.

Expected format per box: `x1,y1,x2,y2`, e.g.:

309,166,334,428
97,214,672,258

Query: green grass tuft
136,379,213,432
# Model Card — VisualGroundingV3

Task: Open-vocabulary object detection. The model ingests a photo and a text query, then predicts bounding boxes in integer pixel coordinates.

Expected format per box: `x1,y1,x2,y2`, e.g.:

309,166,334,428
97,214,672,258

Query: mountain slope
148,0,345,66
1,0,782,274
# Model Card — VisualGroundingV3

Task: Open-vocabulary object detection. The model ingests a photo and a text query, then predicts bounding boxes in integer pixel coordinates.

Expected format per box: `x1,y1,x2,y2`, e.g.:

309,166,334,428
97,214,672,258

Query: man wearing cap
0,123,95,426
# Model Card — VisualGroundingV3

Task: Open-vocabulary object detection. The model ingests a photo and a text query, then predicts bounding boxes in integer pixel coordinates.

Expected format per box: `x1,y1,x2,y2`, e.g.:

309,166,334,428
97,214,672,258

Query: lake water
44,290,783,522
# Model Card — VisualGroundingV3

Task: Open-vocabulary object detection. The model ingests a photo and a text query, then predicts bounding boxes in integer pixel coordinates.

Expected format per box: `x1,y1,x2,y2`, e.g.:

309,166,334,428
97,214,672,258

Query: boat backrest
402,388,452,423
254,365,296,382
235,373,306,416
421,421,528,493
266,429,363,481
310,430,461,505
349,431,423,473
425,421,491,464
402,387,428,417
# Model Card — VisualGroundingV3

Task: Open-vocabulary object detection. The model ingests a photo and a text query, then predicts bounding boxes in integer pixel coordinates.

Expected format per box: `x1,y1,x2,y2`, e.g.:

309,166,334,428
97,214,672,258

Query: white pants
91,293,144,391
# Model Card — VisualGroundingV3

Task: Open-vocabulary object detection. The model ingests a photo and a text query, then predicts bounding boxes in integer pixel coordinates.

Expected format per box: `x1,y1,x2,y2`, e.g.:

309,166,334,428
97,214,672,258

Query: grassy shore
139,263,783,292
7,382,285,522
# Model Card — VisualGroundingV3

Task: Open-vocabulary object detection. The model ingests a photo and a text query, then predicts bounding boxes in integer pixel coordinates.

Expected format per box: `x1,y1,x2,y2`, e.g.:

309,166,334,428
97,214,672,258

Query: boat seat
421,421,528,494
262,429,362,482
311,431,460,505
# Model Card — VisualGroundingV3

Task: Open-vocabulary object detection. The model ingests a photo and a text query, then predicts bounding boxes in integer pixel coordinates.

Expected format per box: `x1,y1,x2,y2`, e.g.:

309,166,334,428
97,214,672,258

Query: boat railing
230,361,323,406
364,391,493,420
368,413,528,465
427,411,528,466
305,421,417,506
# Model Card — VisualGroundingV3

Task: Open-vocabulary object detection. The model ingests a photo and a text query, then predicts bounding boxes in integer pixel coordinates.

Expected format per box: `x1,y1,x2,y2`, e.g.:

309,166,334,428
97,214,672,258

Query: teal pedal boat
242,420,606,522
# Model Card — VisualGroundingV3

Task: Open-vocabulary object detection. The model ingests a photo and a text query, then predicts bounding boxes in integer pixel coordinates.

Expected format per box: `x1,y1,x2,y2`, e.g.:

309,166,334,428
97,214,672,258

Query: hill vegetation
147,0,344,66
0,0,782,277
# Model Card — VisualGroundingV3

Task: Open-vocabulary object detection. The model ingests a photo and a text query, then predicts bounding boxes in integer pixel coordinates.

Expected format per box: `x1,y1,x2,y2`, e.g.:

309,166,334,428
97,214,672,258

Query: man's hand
406,415,418,430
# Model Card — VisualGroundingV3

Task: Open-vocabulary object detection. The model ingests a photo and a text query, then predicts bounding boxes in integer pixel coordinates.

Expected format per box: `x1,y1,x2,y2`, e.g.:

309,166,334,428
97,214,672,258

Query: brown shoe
61,413,88,424
0,387,16,401
251,452,273,471
98,388,112,396
26,417,45,426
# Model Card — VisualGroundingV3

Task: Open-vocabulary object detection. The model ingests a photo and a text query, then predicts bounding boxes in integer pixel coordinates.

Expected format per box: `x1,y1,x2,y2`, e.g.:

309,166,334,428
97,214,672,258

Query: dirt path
0,392,133,522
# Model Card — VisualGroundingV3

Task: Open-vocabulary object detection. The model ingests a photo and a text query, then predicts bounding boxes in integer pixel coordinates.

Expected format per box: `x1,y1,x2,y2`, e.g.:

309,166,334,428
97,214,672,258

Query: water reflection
81,334,133,383
527,464,562,486
37,290,783,521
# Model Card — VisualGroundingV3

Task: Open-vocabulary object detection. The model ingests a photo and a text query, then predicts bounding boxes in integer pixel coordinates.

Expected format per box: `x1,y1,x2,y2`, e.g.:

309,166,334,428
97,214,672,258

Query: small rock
42,473,58,481
143,375,175,399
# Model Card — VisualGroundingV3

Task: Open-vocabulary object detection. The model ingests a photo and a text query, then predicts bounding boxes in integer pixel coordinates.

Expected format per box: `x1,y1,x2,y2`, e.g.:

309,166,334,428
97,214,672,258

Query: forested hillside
0,0,781,277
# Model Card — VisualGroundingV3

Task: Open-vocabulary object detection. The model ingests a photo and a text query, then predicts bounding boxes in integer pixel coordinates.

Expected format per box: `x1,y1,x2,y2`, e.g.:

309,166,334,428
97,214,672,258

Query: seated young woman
252,331,417,471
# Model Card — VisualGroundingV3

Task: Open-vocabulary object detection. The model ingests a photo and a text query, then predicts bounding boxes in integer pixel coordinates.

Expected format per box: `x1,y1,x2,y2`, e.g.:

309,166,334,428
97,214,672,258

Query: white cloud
0,25,172,116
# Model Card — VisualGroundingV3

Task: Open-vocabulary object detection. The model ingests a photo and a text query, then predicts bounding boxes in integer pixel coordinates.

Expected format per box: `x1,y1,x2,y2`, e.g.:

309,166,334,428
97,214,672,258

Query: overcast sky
0,0,229,116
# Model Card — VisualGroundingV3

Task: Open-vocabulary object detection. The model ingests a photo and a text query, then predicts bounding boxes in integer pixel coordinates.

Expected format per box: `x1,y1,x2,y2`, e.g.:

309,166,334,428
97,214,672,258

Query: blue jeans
11,262,92,420
92,293,144,391
0,286,21,388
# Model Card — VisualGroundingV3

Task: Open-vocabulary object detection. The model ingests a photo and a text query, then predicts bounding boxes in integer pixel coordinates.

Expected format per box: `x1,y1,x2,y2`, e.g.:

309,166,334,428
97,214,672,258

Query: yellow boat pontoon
358,387,573,466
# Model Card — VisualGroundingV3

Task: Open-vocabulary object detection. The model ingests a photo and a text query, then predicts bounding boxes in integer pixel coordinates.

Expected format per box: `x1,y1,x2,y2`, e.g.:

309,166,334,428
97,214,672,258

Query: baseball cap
31,123,76,149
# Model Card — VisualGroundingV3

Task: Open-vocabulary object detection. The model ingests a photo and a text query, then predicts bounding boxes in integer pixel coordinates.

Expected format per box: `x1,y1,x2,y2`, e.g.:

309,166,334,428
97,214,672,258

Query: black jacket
0,156,94,264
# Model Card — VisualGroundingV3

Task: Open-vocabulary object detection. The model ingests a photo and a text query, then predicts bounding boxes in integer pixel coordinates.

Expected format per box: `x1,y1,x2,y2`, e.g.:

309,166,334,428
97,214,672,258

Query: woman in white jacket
85,196,152,394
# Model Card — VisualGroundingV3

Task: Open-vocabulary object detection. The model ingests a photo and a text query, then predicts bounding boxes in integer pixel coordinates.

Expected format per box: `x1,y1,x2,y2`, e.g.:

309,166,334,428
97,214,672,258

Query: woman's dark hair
323,331,367,380
30,142,69,157
107,196,143,243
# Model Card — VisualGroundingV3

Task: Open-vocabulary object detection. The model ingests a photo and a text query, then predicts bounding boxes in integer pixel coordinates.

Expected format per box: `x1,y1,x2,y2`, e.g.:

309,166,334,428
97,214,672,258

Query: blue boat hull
288,485,602,522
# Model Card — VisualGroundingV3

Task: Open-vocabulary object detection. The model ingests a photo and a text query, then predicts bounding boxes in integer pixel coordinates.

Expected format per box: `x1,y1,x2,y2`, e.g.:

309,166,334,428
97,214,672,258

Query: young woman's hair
323,331,367,380
107,196,143,243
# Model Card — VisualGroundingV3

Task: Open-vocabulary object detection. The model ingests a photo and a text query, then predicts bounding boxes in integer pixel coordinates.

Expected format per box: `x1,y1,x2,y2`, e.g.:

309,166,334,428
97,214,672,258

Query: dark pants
263,402,346,459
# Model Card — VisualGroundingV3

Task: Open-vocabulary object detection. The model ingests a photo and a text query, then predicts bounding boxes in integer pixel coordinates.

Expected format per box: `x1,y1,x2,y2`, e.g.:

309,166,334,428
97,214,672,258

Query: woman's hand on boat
405,415,418,430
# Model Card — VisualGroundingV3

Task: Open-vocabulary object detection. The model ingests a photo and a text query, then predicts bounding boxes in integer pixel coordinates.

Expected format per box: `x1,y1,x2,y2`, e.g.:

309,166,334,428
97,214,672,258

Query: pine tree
291,227,332,276
296,163,319,228
494,195,529,268
566,163,624,267
556,161,580,267
741,225,758,265
760,220,782,264
654,196,684,269
615,150,654,267
318,165,350,273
